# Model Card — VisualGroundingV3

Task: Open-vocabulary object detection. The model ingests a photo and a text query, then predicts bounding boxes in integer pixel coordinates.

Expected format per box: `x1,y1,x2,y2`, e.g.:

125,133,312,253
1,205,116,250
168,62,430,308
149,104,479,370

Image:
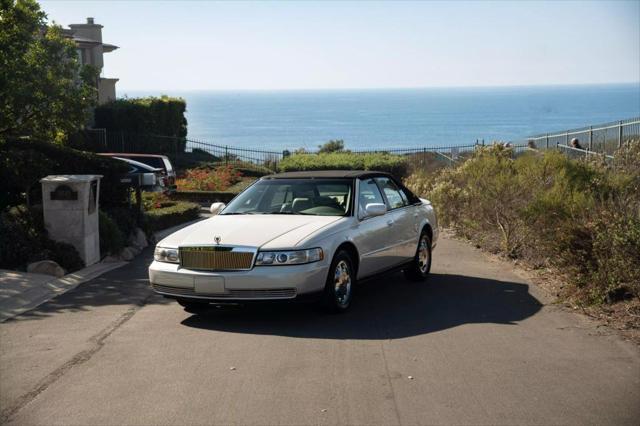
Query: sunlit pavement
1,237,639,425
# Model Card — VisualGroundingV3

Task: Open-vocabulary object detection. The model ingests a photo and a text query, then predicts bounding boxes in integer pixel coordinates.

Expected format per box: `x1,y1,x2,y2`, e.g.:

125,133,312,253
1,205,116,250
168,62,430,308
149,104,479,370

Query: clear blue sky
40,0,640,91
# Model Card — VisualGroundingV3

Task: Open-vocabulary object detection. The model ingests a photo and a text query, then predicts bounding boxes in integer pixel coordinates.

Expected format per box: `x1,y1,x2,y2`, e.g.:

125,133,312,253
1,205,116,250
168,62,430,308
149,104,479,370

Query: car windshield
221,179,352,216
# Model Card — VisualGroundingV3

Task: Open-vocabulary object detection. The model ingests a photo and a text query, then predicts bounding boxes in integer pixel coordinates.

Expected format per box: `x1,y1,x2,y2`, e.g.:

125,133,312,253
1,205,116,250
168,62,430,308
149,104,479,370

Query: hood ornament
214,236,221,245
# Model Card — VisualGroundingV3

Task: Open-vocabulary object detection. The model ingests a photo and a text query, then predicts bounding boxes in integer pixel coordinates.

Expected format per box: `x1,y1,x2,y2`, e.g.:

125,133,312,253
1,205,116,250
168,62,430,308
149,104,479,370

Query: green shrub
99,210,126,256
0,138,130,210
42,241,84,273
102,206,138,238
318,139,346,153
143,201,200,233
406,143,640,304
0,204,84,272
280,152,408,177
0,205,46,269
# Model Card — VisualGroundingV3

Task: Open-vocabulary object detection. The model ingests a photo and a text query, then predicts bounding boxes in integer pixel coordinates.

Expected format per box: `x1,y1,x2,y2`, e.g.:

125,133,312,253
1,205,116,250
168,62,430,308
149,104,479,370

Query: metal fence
83,116,639,172
509,117,640,155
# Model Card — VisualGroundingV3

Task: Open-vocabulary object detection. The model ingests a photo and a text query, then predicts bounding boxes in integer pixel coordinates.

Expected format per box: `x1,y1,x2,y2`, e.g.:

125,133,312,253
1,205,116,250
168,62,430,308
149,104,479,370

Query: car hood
157,214,345,249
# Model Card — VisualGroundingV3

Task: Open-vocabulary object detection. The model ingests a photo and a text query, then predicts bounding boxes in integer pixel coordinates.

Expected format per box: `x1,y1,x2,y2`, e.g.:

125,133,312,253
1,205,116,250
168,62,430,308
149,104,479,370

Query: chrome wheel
333,260,352,307
418,235,430,273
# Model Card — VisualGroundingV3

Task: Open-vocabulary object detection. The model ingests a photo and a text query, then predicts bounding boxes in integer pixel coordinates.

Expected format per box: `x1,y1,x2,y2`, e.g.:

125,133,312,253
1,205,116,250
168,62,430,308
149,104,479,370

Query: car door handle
386,219,394,227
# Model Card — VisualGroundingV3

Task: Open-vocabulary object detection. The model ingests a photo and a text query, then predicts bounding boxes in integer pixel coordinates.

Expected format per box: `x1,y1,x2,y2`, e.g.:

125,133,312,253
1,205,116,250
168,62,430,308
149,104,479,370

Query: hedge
94,96,187,154
279,152,409,177
0,138,130,210
143,201,201,233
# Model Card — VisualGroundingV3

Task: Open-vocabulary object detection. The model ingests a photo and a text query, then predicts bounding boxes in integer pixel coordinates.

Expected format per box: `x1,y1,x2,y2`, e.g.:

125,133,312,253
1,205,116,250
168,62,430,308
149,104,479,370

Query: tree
0,0,97,142
318,139,346,153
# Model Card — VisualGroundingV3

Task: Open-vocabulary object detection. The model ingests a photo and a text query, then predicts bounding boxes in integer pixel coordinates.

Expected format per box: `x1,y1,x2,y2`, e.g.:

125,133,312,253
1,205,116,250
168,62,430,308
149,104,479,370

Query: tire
404,231,432,281
177,298,210,313
321,250,355,313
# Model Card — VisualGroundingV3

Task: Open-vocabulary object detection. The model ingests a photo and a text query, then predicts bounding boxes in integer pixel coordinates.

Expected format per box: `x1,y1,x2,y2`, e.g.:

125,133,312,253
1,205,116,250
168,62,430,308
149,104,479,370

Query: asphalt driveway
1,236,639,425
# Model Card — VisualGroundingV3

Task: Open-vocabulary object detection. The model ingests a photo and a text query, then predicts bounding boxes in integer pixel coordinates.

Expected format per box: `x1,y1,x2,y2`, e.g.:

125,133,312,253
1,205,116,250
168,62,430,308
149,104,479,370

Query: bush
143,201,200,233
102,206,138,239
176,165,242,191
0,205,46,269
280,152,408,177
0,204,84,272
42,241,84,273
406,144,640,304
0,138,130,210
99,210,126,256
318,139,346,153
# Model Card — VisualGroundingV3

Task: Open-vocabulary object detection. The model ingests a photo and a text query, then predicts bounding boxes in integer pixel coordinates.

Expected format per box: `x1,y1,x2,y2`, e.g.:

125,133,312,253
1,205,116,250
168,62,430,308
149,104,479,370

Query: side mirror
210,202,226,215
365,203,387,217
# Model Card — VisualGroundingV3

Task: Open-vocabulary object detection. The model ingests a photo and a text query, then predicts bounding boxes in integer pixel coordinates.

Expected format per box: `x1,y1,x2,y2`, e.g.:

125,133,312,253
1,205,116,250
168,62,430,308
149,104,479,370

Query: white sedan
148,170,438,312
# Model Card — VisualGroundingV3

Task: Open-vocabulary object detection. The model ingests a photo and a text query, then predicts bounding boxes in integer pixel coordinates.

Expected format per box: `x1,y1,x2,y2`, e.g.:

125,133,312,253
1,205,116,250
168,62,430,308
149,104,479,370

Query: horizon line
118,81,640,94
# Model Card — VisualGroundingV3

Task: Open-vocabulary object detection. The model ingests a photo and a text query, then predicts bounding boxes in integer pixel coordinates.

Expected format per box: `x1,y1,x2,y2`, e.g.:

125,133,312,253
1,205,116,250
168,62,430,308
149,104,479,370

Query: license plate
194,276,225,294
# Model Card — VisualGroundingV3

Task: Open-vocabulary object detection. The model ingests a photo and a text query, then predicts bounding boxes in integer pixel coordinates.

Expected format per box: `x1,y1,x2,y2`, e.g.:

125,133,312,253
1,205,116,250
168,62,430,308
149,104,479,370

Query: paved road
1,236,639,425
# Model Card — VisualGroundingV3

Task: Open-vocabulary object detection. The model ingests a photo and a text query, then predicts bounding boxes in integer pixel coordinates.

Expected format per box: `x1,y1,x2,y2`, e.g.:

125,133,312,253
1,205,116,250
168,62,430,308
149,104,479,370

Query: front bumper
148,260,329,301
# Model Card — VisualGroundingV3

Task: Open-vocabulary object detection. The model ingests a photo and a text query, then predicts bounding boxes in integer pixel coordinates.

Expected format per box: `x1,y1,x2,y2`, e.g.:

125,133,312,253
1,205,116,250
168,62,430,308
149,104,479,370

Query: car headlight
154,246,179,263
255,248,323,266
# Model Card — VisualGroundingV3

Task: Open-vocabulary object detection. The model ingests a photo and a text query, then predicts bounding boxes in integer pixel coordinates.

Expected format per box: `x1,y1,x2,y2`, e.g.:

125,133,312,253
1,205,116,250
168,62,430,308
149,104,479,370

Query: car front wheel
321,250,355,313
404,231,432,281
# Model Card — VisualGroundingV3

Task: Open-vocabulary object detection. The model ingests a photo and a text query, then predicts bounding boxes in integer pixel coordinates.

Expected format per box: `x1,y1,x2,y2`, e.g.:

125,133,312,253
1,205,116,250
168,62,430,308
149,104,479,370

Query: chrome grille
179,246,255,271
152,284,297,300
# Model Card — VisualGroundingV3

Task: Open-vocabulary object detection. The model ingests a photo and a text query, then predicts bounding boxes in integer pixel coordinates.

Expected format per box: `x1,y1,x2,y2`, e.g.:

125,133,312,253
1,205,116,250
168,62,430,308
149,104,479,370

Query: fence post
565,131,569,146
588,126,593,151
225,146,228,165
618,121,623,148
546,134,549,149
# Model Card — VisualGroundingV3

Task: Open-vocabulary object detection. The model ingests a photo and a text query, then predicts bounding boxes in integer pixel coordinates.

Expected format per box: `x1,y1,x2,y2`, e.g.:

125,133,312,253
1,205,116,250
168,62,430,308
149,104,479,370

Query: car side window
375,177,408,210
358,178,385,219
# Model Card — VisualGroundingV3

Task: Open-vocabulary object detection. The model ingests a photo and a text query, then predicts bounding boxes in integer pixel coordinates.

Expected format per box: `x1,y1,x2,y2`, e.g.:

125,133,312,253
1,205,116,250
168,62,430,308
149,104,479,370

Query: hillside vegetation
406,143,640,306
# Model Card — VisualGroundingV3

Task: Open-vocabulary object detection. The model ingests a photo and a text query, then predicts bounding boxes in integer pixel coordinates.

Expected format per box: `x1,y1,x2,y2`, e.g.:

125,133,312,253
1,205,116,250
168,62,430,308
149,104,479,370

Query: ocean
124,84,640,151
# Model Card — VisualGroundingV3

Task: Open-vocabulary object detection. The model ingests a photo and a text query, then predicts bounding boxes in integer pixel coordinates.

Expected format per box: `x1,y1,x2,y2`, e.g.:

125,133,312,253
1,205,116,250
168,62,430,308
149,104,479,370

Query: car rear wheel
404,231,432,281
321,250,355,313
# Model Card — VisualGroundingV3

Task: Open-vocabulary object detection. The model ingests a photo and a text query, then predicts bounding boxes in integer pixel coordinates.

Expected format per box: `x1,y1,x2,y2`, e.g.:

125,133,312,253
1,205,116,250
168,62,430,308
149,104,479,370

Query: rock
119,247,136,261
27,260,65,278
129,228,148,249
102,255,121,263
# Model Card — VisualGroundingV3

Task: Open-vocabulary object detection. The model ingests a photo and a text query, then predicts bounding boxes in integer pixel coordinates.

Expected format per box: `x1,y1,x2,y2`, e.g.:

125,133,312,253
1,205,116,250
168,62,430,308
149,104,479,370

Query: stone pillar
40,175,102,266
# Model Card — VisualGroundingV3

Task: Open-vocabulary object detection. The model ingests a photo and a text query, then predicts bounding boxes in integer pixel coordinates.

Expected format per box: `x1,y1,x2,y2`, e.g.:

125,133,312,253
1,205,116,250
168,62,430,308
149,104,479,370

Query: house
63,17,118,105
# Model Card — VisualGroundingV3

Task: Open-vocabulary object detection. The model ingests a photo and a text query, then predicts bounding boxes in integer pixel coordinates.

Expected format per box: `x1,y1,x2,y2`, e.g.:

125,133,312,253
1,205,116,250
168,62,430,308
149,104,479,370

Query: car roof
263,170,394,179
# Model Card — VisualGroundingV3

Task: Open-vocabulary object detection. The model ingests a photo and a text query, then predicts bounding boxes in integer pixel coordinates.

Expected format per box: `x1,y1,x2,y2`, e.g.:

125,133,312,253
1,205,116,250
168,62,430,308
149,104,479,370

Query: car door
375,177,417,264
352,177,397,278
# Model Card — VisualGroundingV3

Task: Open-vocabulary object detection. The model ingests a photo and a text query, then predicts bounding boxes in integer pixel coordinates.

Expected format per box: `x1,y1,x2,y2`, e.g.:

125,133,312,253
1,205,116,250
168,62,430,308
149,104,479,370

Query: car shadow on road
180,272,543,340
